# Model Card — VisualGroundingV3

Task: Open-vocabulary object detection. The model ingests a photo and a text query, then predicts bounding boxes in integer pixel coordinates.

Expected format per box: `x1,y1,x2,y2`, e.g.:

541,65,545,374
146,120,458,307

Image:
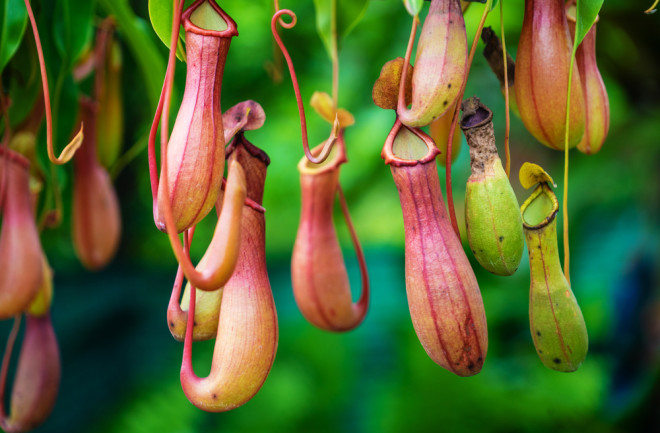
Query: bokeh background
1,0,659,432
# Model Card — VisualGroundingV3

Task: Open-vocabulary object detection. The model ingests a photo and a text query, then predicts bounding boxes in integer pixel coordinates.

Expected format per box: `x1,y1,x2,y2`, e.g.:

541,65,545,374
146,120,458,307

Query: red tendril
445,3,492,239
396,15,419,122
336,185,370,314
271,9,338,164
23,0,83,165
147,0,185,202
500,0,511,178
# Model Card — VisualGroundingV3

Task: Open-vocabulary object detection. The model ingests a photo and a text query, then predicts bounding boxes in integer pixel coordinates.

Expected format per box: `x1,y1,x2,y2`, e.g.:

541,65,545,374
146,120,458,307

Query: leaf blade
148,0,194,61
574,0,604,46
313,0,370,59
0,0,28,75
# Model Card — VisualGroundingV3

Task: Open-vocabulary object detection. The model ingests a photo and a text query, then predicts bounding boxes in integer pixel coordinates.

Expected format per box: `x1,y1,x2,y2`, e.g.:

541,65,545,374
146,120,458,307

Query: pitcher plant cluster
0,0,619,429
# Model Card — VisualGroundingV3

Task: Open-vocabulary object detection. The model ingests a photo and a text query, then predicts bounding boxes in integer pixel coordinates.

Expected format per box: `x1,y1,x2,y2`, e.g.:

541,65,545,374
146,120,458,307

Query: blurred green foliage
1,0,659,432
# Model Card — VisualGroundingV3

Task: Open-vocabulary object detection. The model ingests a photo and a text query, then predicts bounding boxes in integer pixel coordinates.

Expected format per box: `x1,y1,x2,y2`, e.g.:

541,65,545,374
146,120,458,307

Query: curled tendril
336,184,370,316
271,9,338,164
23,0,83,165
273,0,296,28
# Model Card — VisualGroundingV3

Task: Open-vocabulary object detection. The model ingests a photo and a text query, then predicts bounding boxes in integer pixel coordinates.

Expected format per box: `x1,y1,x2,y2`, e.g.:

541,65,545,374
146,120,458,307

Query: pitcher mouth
521,183,559,230
183,0,238,38
381,117,440,167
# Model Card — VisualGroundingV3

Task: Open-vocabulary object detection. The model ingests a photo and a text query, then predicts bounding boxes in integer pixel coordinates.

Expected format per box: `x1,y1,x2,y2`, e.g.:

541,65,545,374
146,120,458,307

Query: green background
1,0,659,432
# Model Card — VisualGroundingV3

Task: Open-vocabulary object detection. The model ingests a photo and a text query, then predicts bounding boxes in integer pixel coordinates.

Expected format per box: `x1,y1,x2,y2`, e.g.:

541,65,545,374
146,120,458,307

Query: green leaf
53,0,95,69
490,0,499,12
98,0,166,111
574,0,604,46
402,0,424,16
148,0,195,61
313,0,370,59
6,34,40,128
0,0,28,75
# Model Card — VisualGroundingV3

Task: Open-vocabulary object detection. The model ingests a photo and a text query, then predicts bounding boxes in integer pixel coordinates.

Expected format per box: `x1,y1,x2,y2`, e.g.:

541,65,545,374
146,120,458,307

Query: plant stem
336,185,369,310
500,0,511,178
23,0,82,165
271,9,337,164
445,2,491,238
182,227,196,375
562,21,580,284
331,0,339,108
157,0,246,292
396,14,419,121
147,0,184,201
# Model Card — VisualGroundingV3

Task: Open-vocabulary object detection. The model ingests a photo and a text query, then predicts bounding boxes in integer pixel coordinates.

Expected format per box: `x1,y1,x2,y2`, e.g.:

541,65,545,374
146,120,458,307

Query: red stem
501,0,511,178
271,9,336,164
168,227,196,315
23,0,82,165
445,4,491,238
182,228,196,377
273,0,289,27
147,0,185,203
396,15,419,120
336,185,369,311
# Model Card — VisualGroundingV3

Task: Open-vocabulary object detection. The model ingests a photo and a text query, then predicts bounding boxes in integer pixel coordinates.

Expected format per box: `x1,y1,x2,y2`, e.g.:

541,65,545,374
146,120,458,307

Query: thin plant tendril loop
23,0,83,165
271,9,338,164
274,1,296,28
